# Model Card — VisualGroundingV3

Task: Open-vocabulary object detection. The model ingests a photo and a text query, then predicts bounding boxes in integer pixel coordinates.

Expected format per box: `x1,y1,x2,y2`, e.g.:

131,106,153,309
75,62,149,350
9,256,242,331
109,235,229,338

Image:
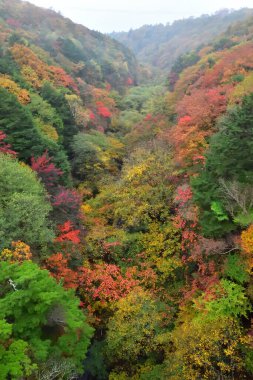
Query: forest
1,0,253,379
111,8,253,76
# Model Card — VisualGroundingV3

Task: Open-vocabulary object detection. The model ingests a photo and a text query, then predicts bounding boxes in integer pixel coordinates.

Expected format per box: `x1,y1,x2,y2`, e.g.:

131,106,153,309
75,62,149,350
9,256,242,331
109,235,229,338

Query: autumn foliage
45,253,78,289
1,3,253,379
0,241,32,263
31,152,63,190
0,131,16,156
56,221,81,244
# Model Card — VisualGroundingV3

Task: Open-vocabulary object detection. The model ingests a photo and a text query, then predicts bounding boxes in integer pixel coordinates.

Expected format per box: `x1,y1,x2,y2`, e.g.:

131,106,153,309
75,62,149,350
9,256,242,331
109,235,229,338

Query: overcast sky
25,0,253,33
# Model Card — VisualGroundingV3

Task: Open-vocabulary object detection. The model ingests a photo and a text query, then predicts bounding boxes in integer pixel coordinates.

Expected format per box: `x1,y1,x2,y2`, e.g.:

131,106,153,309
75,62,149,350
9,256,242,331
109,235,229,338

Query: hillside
111,8,253,73
0,0,138,90
79,15,253,378
1,1,253,379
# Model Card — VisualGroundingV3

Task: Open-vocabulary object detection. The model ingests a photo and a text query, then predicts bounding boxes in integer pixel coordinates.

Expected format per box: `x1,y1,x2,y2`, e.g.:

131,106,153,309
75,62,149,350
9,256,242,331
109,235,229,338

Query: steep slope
1,1,253,379
0,1,140,377
166,13,253,236
79,15,253,379
0,0,138,90
111,8,253,73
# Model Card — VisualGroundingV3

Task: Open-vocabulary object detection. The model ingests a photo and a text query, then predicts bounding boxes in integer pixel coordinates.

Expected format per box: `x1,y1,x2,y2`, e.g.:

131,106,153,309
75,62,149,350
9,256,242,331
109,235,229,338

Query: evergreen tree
0,154,54,251
0,260,93,376
192,94,253,236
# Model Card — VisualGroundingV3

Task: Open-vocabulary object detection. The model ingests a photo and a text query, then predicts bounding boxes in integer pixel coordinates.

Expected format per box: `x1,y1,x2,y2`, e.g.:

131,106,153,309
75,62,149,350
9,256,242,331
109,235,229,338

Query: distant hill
0,0,138,91
111,9,253,74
